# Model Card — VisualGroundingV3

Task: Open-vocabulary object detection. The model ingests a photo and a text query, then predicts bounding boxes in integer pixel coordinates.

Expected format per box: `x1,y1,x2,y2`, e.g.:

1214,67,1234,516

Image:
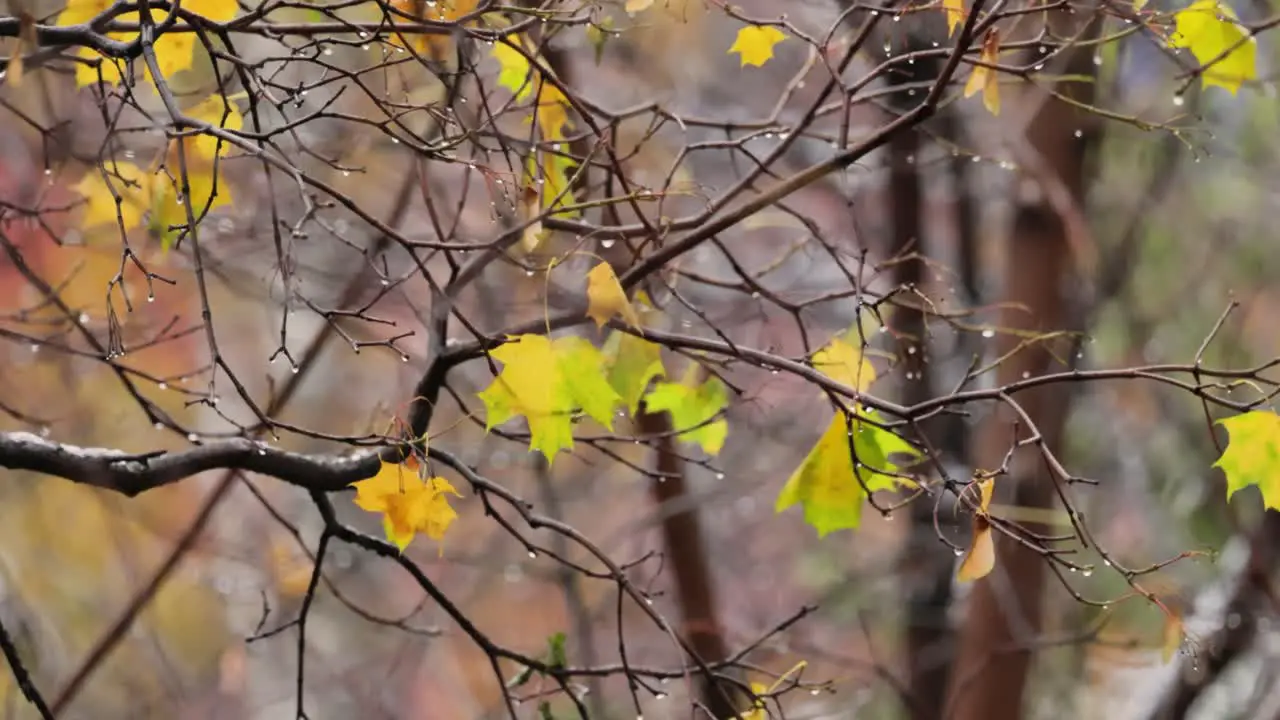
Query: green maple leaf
477,334,621,462
1214,410,1280,509
642,367,728,455
603,331,665,417
775,409,919,536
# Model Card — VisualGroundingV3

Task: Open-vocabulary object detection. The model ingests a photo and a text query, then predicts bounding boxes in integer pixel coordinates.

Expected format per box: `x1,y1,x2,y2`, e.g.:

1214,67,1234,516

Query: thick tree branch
0,432,380,496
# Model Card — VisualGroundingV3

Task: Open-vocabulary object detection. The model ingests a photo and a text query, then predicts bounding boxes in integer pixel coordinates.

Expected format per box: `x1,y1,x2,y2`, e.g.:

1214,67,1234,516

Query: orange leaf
957,517,995,582
957,476,997,582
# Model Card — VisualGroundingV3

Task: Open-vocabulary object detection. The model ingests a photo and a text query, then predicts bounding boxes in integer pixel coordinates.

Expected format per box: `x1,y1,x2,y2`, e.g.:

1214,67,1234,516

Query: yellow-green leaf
728,25,787,68
525,151,579,219
812,337,875,392
477,334,622,462
493,36,534,101
775,409,919,536
605,331,665,416
1213,410,1280,509
1170,0,1257,94
642,368,729,455
536,83,572,142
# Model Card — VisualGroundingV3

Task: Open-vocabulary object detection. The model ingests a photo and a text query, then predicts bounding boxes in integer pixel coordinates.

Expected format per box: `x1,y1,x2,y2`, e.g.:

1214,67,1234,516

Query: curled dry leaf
957,477,997,582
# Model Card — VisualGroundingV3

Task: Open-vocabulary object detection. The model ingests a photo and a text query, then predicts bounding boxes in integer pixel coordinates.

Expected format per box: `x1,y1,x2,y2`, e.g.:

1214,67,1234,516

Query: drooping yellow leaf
525,150,579,219
605,330,666,416
812,337,875,393
1170,0,1257,94
729,25,787,67
943,0,965,36
585,262,641,330
59,0,238,88
1213,410,1280,510
776,409,920,536
536,82,572,142
643,367,729,455
964,28,1001,116
477,334,622,461
351,460,462,552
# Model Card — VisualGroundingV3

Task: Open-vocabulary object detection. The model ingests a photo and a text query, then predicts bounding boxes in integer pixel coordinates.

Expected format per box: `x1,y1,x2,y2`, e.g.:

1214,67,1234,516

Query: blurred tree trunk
884,40,960,720
520,13,735,714
638,410,739,718
942,17,1100,720
1149,512,1280,719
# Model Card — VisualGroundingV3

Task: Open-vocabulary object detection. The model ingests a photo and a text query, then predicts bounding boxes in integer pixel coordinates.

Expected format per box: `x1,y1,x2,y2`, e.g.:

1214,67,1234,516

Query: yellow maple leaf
943,0,965,36
964,28,1001,116
1213,410,1280,509
812,337,875,393
351,460,462,552
477,334,622,461
642,365,729,455
59,0,238,88
1169,0,1257,94
74,161,154,231
776,409,919,536
957,477,996,582
729,25,787,67
585,262,641,330
183,94,244,162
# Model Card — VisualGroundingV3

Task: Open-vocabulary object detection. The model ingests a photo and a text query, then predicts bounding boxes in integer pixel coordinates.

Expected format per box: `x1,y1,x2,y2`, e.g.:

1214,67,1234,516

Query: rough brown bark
942,22,1099,720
